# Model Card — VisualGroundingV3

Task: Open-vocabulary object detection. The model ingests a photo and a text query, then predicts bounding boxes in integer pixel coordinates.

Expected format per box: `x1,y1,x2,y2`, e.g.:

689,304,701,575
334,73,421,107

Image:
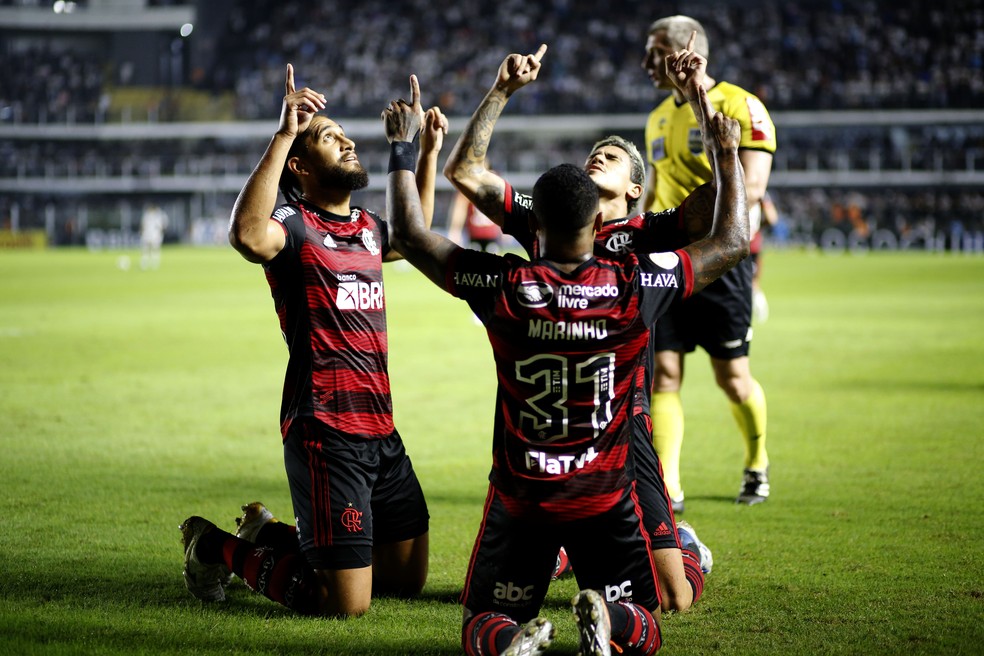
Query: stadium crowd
213,0,984,118
1,0,981,250
2,0,983,123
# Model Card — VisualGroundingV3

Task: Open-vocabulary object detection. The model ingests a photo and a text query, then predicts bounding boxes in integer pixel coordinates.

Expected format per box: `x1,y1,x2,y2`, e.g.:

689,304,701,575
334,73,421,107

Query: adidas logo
654,521,672,537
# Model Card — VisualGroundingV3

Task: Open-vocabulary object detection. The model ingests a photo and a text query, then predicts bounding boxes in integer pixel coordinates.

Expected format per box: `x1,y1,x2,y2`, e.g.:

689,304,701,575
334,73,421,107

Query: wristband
388,141,418,173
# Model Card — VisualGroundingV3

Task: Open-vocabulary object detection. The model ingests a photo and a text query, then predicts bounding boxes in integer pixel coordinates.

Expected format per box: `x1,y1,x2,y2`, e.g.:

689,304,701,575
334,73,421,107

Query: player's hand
665,31,706,100
279,64,326,137
382,74,425,143
420,106,449,154
494,44,547,96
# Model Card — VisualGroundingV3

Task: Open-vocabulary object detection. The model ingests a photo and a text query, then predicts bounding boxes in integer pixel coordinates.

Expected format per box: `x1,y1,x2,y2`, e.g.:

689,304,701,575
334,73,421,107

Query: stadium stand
1,0,982,250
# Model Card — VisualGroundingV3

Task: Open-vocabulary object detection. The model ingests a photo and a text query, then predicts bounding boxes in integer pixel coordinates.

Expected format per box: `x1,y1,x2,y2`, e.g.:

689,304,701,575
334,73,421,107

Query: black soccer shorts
461,484,661,624
283,420,429,570
651,260,754,360
629,412,683,551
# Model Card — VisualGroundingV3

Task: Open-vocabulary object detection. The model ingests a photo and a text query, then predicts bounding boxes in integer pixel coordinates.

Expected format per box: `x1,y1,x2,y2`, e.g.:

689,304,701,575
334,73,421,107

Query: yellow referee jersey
645,81,776,212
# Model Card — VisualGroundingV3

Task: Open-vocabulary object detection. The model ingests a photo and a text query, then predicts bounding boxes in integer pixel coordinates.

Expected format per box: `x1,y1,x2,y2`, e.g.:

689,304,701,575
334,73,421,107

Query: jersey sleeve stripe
676,248,694,298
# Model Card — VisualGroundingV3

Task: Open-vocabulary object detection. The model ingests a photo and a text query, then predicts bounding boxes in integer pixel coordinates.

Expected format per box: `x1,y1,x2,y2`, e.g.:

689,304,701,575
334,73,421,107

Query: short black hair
532,164,600,234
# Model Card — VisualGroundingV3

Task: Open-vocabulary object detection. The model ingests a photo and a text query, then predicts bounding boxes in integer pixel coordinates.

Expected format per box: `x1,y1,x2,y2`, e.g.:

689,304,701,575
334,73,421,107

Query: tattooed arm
443,45,547,225
661,30,747,288
681,85,749,294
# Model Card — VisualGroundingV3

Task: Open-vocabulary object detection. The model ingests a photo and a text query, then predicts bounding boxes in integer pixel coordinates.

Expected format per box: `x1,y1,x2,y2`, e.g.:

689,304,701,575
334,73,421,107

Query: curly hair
533,164,600,234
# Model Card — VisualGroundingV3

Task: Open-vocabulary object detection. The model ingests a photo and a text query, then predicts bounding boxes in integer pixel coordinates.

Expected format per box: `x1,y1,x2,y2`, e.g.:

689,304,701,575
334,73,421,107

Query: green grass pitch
1,245,982,655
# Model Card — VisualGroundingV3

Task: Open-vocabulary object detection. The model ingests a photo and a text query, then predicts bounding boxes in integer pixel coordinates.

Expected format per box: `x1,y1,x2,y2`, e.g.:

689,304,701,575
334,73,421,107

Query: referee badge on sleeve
650,137,666,161
688,129,703,155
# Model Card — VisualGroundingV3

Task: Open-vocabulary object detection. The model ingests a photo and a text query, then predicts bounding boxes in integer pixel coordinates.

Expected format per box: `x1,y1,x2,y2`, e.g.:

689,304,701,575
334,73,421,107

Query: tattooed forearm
459,90,508,168
683,155,749,294
443,88,511,224
681,183,715,241
688,232,746,290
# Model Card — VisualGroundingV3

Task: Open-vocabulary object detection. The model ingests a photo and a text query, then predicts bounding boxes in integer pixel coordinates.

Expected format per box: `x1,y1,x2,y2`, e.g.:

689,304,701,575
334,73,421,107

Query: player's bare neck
544,259,587,274
598,196,628,223
541,249,592,274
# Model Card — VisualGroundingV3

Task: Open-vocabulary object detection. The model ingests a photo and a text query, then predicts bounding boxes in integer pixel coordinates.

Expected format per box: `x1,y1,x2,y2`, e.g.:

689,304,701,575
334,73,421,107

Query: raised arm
669,31,772,207
665,31,718,178
443,44,547,224
416,106,448,228
383,105,448,262
680,85,749,294
229,64,325,263
383,76,460,288
641,33,714,229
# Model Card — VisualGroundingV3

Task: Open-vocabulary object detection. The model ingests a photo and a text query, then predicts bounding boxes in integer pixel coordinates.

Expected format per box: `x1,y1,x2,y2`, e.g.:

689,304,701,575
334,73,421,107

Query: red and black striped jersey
501,181,688,417
501,181,687,261
446,248,693,520
263,200,394,440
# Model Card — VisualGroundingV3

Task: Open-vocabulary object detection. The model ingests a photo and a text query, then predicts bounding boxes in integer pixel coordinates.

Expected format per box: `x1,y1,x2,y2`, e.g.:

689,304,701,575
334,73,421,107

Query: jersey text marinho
446,248,693,520
501,181,688,415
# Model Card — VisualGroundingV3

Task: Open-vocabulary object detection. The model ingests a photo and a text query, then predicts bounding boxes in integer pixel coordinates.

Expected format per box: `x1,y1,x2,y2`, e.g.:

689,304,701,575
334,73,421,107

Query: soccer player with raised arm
382,53,747,655
177,64,446,619
443,45,719,612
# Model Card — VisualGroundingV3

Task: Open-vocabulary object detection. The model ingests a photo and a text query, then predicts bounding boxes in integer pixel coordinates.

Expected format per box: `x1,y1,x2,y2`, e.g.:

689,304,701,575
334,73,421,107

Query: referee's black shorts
652,260,754,360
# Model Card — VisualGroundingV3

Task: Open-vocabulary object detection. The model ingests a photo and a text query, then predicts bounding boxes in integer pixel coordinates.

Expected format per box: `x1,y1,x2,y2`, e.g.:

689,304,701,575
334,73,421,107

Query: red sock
609,601,662,655
681,548,705,604
463,612,520,656
209,530,319,615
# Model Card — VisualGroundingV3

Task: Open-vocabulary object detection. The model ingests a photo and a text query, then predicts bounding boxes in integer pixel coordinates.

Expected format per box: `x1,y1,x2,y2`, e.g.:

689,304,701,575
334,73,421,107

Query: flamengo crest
360,228,379,255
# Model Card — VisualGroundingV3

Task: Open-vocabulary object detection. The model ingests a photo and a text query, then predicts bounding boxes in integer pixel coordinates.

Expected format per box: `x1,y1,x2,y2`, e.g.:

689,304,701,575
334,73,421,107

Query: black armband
388,140,418,173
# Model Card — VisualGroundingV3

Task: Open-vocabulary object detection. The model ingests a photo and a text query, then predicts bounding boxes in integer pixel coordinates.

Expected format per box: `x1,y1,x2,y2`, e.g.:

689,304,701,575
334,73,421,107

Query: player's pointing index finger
409,74,421,111
686,30,696,52
533,44,548,62
696,84,714,123
286,63,295,95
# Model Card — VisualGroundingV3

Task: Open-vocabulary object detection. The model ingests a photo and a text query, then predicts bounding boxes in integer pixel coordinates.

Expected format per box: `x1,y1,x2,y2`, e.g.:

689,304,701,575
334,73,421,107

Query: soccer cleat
552,546,573,580
736,468,770,506
671,492,685,515
572,589,611,656
503,617,554,656
179,516,229,602
235,501,275,543
677,520,713,574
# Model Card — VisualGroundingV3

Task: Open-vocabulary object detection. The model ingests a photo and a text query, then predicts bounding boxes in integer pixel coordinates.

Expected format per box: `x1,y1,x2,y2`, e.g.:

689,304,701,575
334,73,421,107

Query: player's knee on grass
653,548,695,613
314,567,373,617
371,534,429,597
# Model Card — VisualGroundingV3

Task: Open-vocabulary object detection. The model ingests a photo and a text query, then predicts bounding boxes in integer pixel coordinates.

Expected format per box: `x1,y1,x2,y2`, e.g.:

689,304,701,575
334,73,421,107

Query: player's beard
317,161,369,191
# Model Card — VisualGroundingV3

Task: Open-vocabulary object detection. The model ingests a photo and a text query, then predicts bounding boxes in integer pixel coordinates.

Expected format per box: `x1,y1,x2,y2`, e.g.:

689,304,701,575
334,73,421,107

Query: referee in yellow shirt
642,16,776,511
